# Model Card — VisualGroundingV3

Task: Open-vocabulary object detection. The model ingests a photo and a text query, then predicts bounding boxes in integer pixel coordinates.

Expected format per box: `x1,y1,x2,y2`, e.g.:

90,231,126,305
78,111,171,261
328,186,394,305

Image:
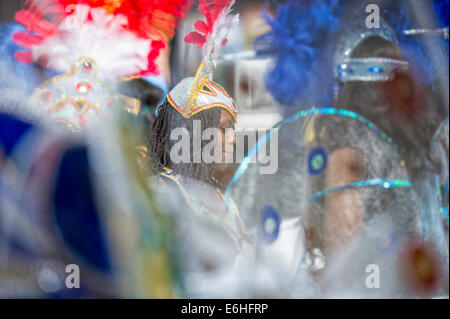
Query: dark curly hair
146,99,222,186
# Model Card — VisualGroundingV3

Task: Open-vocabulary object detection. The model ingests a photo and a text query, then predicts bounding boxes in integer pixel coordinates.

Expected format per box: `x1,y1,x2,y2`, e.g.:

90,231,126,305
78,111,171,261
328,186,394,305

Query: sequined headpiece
167,60,238,122
29,57,140,131
166,0,239,122
334,19,409,83
403,26,449,39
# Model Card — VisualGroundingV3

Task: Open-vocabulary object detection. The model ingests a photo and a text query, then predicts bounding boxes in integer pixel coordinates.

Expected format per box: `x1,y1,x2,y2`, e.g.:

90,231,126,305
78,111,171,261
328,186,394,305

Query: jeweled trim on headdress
334,18,409,83
167,61,238,122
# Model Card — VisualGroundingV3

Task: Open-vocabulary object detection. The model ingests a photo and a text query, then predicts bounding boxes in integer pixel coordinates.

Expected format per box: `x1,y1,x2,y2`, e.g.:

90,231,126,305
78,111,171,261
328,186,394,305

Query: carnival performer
147,0,254,259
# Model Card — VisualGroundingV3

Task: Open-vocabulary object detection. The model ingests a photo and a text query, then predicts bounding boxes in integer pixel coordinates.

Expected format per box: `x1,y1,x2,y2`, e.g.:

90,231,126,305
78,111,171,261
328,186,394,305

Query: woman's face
210,109,237,188
215,109,236,164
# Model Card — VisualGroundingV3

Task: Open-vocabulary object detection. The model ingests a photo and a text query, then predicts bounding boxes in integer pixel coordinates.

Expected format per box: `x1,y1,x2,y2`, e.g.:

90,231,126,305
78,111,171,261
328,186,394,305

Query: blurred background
0,1,21,24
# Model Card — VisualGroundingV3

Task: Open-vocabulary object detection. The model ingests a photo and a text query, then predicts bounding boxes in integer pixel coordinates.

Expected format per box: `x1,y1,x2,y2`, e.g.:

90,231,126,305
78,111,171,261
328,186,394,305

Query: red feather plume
113,0,193,41
184,0,232,48
15,0,193,40
12,0,193,76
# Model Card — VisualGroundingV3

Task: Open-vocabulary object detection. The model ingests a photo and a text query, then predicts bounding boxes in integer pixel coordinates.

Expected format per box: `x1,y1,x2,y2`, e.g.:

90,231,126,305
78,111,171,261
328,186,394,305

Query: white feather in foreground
203,0,240,67
32,4,151,80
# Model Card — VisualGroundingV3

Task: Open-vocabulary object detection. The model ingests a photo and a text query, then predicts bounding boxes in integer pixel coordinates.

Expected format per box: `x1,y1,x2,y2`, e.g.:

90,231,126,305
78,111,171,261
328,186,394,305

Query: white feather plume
32,5,151,80
203,0,240,68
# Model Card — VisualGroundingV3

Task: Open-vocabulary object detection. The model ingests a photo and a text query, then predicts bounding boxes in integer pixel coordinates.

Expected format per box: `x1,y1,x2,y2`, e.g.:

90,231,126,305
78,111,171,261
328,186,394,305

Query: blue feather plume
256,0,448,111
433,0,449,27
255,0,343,109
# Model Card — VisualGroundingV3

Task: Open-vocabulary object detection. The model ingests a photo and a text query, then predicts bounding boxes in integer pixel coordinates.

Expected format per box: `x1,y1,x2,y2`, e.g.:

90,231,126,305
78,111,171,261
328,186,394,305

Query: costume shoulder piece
159,167,253,252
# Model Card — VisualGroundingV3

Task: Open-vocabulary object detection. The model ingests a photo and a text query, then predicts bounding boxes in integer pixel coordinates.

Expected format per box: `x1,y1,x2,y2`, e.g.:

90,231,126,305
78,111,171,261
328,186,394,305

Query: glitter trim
187,61,206,115
225,107,405,199
308,178,412,203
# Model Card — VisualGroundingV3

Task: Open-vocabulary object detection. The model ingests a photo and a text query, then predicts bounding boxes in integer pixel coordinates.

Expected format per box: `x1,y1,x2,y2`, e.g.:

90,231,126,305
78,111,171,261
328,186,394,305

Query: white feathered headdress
11,0,192,130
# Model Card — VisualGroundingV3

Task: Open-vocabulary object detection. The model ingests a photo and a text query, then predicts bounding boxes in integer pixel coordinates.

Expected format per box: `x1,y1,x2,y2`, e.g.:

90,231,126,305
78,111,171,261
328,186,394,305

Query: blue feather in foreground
433,0,449,27
255,0,343,109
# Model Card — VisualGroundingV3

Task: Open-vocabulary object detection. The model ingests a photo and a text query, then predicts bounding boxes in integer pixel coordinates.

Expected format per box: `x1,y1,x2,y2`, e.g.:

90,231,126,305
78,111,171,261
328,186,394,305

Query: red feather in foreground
15,0,193,41
12,0,63,64
116,0,193,41
12,0,193,76
184,0,233,48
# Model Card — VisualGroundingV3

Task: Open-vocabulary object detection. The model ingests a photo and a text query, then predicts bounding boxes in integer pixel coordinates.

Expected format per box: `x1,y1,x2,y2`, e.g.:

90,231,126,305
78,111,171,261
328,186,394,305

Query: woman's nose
226,129,236,145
